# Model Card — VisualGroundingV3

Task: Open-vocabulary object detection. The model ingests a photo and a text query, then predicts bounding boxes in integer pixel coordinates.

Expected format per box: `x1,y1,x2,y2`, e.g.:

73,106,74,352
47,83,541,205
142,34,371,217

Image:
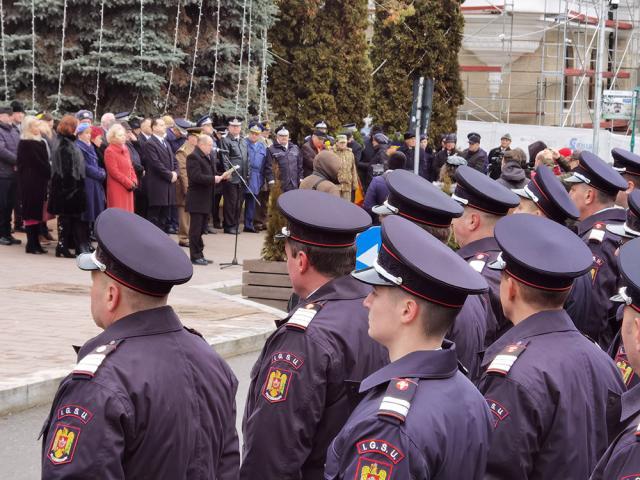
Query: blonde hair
106,123,126,144
21,115,42,140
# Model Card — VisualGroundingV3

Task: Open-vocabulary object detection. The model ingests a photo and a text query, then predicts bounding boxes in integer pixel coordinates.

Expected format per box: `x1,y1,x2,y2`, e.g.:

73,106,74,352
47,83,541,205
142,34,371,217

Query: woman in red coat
104,123,137,212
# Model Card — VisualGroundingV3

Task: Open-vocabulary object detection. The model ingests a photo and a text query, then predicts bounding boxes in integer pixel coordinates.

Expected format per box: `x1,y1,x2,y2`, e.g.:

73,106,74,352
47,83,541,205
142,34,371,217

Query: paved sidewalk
0,225,282,414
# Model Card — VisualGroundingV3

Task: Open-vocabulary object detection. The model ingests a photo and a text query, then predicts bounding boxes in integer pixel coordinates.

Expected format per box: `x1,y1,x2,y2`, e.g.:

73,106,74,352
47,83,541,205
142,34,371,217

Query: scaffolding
458,0,640,133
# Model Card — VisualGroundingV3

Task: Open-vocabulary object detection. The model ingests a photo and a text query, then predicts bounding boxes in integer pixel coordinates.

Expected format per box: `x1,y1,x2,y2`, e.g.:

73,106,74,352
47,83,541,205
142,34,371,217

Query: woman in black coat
186,136,228,264
17,116,51,253
48,115,90,258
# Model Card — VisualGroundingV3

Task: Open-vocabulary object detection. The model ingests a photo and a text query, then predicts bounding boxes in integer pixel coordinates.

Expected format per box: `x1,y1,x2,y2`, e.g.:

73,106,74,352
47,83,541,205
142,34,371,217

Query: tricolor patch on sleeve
48,423,81,465
355,457,393,480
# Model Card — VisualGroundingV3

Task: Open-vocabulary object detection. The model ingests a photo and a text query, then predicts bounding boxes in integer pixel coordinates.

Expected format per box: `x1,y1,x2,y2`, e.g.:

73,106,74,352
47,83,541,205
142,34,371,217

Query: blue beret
564,151,627,196
513,165,579,224
76,209,192,296
352,215,487,308
277,190,371,248
490,214,593,291
373,169,462,227
453,165,520,216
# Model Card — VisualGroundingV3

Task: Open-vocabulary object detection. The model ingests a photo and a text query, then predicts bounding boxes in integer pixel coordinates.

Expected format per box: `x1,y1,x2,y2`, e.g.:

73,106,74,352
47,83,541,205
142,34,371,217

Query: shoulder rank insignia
468,253,488,273
378,378,418,423
285,303,322,331
588,223,606,243
72,340,121,378
486,341,528,376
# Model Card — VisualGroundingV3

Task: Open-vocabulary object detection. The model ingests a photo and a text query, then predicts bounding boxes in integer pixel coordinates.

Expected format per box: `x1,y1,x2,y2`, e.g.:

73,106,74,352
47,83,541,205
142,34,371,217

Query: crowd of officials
5,97,640,477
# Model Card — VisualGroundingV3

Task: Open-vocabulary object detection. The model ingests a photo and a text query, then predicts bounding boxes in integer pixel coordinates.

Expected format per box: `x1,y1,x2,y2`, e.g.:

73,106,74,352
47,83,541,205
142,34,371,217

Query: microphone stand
220,155,261,269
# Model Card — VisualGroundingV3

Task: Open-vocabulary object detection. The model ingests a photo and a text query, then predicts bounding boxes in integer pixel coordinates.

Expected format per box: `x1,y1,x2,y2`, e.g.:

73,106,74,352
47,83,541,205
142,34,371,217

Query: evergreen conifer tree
2,0,276,118
268,0,371,143
370,0,464,142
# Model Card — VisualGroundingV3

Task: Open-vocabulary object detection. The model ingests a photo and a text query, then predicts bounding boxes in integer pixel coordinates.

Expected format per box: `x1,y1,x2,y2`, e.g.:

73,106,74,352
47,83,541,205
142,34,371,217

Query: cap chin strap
92,251,107,272
570,171,591,184
451,193,469,205
523,184,539,203
381,200,399,214
373,260,403,285
624,223,640,237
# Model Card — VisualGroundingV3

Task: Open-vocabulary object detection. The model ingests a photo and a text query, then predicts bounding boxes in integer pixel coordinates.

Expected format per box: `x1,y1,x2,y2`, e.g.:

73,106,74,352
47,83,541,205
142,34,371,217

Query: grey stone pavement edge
0,223,283,415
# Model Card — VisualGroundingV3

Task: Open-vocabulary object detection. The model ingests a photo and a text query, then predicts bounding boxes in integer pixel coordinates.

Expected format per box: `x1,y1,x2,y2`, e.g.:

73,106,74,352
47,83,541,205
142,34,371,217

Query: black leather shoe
8,235,22,245
0,237,12,246
224,228,239,235
178,241,190,247
191,258,208,266
243,227,258,233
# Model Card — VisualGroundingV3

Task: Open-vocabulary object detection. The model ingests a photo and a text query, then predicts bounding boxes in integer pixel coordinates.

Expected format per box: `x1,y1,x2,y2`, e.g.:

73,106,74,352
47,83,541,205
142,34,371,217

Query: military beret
612,148,640,176
373,169,463,227
513,165,580,224
453,165,520,216
467,132,481,144
77,209,193,296
607,189,640,239
489,214,593,291
611,236,640,312
352,215,488,308
564,151,628,196
276,190,371,248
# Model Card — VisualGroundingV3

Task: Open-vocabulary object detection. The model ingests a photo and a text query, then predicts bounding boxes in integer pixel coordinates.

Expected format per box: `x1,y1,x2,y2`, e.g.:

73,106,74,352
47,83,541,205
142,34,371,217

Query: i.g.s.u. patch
486,398,509,428
271,351,304,370
48,423,81,465
57,405,93,424
354,457,393,480
262,366,292,403
356,439,405,464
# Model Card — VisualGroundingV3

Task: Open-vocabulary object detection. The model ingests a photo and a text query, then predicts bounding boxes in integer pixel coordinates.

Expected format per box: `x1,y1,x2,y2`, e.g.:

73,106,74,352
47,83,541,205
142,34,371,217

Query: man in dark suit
144,117,178,231
186,135,230,265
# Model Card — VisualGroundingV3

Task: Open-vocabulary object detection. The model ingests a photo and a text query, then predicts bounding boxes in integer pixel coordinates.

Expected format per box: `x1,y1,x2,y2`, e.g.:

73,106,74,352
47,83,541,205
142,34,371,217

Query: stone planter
242,259,292,311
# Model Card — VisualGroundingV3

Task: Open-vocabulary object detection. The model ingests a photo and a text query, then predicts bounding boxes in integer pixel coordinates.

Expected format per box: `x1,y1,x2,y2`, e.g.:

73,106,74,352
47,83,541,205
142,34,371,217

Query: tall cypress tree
2,0,276,118
268,0,371,143
370,0,464,143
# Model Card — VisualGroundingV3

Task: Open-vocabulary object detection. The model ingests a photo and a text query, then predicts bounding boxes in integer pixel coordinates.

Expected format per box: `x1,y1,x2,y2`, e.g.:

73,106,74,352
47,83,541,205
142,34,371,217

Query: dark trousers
0,176,16,238
134,189,148,218
212,191,223,226
189,212,207,260
222,182,242,229
169,205,178,229
13,178,22,228
147,206,170,231
254,189,269,228
244,193,256,230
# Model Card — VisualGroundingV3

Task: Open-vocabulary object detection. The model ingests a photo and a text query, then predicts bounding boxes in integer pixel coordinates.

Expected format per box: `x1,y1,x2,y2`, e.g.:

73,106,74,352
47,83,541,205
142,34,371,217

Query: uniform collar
79,306,183,358
621,383,640,422
307,274,372,303
577,207,626,235
359,342,459,393
482,309,577,369
457,236,500,259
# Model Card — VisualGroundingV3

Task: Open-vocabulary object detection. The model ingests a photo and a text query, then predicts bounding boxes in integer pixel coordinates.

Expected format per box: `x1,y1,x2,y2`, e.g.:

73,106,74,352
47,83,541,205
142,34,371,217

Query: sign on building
602,90,635,120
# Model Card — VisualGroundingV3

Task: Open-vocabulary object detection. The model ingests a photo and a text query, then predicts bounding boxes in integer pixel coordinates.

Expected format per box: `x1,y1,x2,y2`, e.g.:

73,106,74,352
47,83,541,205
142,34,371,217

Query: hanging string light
30,0,36,108
93,0,106,119
234,0,248,115
185,0,204,119
163,0,182,114
0,0,8,102
257,27,268,121
54,0,69,114
132,0,144,113
208,0,221,116
243,0,253,121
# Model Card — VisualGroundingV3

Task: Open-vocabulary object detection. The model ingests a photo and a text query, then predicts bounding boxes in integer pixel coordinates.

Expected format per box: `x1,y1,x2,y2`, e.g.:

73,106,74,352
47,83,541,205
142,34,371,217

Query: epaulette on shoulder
285,303,322,332
588,223,606,244
468,253,489,273
378,378,419,424
486,341,529,376
72,340,122,379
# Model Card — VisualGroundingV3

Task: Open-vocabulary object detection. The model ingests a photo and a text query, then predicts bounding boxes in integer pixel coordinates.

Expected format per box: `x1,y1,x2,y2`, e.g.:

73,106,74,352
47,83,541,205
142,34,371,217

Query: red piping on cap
505,269,573,292
397,210,450,228
104,271,167,297
288,234,354,248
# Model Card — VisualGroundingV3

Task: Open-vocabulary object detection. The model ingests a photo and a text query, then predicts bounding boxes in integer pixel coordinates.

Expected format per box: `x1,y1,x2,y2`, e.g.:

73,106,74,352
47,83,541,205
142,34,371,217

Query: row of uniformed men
39,147,640,479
